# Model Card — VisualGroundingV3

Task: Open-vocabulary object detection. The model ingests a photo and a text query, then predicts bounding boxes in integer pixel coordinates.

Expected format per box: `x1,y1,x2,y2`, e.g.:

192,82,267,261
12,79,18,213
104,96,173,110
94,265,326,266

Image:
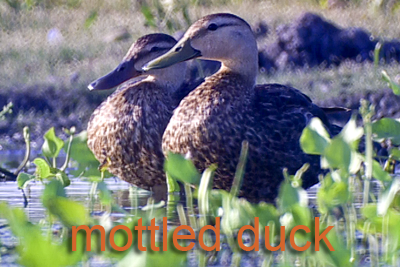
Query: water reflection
0,149,160,222
0,178,151,223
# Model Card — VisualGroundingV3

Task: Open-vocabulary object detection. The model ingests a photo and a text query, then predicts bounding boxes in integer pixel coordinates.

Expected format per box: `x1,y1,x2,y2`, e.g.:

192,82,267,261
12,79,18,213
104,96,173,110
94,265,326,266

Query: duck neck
218,60,257,90
145,62,187,93
216,64,257,95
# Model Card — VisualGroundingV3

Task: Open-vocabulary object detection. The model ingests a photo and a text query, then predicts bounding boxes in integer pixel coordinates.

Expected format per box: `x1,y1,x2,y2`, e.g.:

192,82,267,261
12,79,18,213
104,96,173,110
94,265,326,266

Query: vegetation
2,0,400,266
0,74,400,266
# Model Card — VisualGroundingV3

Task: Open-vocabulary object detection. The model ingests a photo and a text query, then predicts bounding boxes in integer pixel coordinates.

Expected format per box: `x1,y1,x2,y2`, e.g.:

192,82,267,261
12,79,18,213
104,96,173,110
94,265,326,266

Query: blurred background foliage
1,0,400,90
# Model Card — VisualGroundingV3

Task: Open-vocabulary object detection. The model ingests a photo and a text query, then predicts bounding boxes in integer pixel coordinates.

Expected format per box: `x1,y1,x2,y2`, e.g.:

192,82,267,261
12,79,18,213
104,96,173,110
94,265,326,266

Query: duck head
143,13,258,84
88,33,186,91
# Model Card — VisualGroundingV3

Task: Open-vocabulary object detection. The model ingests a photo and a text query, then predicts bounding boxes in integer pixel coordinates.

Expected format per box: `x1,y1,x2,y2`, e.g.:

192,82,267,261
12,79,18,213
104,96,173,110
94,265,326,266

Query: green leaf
0,202,31,236
360,204,379,226
221,197,255,235
17,172,35,188
348,151,363,174
317,173,350,214
372,118,400,145
19,228,84,266
43,196,90,227
390,147,400,161
291,204,312,229
164,152,200,184
0,203,84,266
66,131,96,162
323,137,351,171
209,189,230,218
278,179,308,213
320,129,362,174
371,159,392,182
42,179,66,198
316,224,353,267
358,204,400,257
254,202,280,229
55,170,71,186
166,172,180,193
339,114,364,149
42,127,64,158
33,158,52,179
67,130,111,178
382,70,400,95
42,180,89,227
287,205,313,247
300,117,330,155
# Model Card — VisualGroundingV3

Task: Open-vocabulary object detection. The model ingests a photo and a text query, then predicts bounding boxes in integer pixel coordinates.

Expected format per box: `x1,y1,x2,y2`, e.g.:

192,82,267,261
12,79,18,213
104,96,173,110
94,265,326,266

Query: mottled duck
87,33,189,192
143,14,338,202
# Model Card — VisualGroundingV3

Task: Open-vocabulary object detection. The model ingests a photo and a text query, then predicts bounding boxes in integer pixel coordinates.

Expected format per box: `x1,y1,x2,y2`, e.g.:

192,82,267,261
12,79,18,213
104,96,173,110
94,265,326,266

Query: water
0,150,393,267
0,149,151,220
0,177,161,267
0,150,159,266
0,178,139,222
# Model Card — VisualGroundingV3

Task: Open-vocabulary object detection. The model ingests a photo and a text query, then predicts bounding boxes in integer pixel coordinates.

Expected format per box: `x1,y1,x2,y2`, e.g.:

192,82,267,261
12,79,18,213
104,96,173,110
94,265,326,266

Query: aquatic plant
2,75,400,267
16,127,97,190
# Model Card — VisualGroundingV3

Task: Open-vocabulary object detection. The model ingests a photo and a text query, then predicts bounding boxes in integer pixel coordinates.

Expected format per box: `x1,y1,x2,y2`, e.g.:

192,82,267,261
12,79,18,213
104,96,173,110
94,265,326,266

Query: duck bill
143,39,201,71
88,61,142,90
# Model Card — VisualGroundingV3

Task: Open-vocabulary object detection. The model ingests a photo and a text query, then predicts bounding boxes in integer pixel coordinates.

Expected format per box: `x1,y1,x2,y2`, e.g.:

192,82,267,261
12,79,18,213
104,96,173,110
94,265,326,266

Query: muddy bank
0,83,106,150
258,12,400,72
316,88,400,123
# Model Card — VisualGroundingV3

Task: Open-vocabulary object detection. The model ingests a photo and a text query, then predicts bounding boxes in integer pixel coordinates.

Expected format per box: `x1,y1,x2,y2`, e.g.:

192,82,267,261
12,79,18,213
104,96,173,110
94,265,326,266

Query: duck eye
150,46,160,52
175,46,182,52
207,23,218,31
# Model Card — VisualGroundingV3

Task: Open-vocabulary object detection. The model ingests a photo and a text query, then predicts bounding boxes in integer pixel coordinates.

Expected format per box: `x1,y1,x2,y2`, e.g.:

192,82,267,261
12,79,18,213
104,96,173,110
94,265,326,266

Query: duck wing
243,83,331,196
254,83,333,128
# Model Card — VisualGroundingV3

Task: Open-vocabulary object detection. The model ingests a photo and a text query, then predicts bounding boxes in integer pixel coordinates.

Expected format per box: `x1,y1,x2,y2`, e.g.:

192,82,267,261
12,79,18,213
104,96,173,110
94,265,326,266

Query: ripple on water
0,176,156,266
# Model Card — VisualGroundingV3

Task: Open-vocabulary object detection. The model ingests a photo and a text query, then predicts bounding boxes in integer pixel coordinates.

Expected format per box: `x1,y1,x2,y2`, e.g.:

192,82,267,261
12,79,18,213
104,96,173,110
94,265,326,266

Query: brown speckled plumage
163,70,331,201
88,80,174,189
146,14,336,202
87,33,190,189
